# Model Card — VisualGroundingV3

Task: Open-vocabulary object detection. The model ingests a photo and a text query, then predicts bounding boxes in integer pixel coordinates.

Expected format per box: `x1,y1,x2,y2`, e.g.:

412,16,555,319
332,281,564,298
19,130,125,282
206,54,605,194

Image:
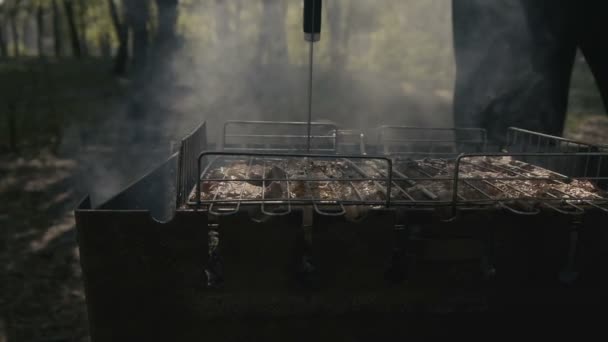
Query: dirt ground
0,151,89,342
566,115,608,146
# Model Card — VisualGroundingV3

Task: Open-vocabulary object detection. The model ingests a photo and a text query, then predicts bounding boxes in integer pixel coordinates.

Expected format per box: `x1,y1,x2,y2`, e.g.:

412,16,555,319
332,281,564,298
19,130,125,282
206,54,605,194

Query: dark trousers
452,0,608,146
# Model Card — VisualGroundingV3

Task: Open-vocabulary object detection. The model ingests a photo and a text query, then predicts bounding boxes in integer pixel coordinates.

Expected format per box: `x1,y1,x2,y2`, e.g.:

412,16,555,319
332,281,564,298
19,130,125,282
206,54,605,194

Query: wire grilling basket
178,122,608,217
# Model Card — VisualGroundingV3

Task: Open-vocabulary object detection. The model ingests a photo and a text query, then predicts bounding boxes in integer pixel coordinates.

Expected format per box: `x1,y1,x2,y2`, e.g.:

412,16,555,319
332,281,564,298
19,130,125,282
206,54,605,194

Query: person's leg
453,0,577,147
577,2,608,112
520,0,578,137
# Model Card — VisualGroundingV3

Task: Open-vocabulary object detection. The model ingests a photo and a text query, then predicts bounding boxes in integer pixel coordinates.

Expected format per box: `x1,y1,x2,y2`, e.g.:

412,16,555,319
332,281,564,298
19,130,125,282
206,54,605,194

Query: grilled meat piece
266,166,287,182
265,181,286,199
243,164,266,186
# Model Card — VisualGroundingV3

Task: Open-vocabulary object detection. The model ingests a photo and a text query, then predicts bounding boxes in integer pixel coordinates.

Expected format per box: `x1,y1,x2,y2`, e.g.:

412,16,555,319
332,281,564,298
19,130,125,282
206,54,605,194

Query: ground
0,57,607,341
0,59,122,342
0,151,88,341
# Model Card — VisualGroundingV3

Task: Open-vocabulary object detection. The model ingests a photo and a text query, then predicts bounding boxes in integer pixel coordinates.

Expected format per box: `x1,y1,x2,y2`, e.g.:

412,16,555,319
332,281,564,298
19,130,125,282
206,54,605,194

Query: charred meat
190,156,606,207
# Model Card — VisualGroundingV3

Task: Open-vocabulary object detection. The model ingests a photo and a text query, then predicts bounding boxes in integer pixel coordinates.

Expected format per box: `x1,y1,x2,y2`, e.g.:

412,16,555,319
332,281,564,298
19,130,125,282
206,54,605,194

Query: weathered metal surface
75,204,208,341
76,197,608,340
74,122,608,340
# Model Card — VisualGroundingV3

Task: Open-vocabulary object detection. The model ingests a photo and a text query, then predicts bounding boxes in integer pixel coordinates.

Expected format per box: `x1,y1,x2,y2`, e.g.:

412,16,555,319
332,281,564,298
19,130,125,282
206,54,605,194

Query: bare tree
52,0,62,57
0,4,8,57
22,2,34,56
155,0,178,47
258,0,287,65
108,0,128,74
214,0,230,42
124,0,150,68
107,0,179,74
36,2,44,57
9,0,20,57
98,31,111,58
328,0,351,67
63,0,81,57
77,0,88,56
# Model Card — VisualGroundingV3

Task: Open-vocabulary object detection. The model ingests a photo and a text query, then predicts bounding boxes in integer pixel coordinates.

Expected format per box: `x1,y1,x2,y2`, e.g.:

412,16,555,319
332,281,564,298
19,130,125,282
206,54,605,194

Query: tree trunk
214,0,230,42
328,0,352,68
155,0,178,47
0,28,7,58
258,0,287,65
98,32,111,58
77,0,88,56
108,0,128,74
0,11,7,57
108,0,122,41
36,4,44,57
21,5,35,56
52,0,63,57
124,0,150,69
328,1,342,66
63,0,81,57
9,8,19,57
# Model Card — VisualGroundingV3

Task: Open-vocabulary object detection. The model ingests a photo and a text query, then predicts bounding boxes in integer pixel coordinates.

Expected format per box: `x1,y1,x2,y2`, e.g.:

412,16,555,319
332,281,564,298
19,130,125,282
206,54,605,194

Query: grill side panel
99,154,178,221
177,121,208,207
74,206,608,340
75,210,209,341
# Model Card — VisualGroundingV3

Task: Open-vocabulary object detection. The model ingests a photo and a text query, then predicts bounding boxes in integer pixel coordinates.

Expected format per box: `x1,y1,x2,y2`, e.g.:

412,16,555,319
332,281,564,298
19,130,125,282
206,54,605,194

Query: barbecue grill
74,2,608,339
75,119,608,340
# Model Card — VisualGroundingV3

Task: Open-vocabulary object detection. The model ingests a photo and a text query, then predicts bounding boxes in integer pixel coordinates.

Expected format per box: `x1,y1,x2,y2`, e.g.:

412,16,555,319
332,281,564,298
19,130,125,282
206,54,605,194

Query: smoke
169,0,455,142
64,0,457,206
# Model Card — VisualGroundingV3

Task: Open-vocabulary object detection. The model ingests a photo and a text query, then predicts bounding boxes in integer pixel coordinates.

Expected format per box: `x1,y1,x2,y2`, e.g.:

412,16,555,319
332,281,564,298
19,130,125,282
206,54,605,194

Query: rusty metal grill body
76,120,608,341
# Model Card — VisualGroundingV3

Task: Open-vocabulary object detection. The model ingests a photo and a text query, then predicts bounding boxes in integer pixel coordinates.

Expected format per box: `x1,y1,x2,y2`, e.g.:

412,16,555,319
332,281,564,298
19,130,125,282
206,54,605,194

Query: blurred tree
77,0,88,56
124,0,150,68
327,0,352,68
98,31,111,57
36,1,44,57
258,0,287,65
155,0,178,48
109,0,128,74
0,3,7,57
22,1,34,55
214,0,230,42
109,0,180,74
9,0,21,56
63,0,81,57
52,0,63,57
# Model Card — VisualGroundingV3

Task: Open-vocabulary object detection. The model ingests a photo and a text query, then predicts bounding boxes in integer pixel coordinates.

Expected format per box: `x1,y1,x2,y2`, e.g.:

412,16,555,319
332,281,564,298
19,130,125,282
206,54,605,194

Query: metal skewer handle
303,0,323,152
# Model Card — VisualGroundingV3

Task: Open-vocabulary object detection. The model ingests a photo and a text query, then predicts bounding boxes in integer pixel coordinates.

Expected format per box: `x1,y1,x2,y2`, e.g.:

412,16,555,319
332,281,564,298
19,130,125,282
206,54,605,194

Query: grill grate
188,152,608,216
178,122,608,216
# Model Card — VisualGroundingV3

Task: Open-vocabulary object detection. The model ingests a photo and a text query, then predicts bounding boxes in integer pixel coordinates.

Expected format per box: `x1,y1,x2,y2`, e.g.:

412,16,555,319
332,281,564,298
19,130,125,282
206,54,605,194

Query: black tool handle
303,0,322,40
